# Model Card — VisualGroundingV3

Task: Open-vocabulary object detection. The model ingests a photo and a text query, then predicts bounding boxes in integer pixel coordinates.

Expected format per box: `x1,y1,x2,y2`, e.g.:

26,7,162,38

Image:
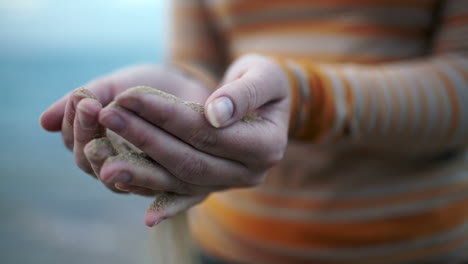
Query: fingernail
114,182,130,191
84,144,109,160
206,97,233,128
77,108,96,128
101,112,125,132
112,172,132,183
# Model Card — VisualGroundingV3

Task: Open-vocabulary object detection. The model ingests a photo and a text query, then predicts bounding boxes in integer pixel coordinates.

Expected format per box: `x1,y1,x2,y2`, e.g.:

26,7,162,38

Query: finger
99,151,220,195
84,138,128,194
144,192,207,227
74,98,106,175
116,87,283,165
40,94,69,132
114,183,156,196
98,105,256,187
84,137,117,178
61,88,98,150
205,55,289,128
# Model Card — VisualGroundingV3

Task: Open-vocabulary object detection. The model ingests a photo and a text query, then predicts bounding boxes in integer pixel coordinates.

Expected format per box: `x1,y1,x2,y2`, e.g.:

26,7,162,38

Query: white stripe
321,65,348,142
232,33,426,57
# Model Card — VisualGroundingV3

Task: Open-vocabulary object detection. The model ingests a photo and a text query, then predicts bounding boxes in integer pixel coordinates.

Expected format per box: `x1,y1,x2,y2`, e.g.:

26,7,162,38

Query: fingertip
144,210,164,227
40,93,71,131
40,106,65,132
77,98,102,114
204,96,234,128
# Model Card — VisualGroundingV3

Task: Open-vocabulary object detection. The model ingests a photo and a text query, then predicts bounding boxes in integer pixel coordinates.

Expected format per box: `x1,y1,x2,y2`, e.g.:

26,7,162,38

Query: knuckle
176,154,209,184
152,106,172,128
133,132,153,150
241,80,259,112
188,129,219,150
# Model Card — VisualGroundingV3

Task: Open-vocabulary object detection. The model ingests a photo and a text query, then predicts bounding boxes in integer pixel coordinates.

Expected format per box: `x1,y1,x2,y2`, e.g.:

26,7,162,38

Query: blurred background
1,0,168,263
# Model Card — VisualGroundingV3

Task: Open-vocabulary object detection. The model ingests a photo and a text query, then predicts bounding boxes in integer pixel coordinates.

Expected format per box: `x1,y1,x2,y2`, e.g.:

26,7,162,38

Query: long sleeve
168,0,227,87
280,0,468,155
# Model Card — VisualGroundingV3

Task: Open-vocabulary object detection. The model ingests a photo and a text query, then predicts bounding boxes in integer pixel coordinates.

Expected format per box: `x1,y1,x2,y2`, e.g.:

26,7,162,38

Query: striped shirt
168,0,468,263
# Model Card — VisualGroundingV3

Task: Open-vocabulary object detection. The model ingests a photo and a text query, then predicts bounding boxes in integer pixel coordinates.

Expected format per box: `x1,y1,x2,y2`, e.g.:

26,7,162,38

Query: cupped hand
39,64,213,193
96,54,291,225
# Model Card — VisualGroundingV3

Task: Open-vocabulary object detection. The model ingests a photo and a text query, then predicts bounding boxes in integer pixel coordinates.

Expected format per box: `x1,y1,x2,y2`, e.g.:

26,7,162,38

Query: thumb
205,63,287,128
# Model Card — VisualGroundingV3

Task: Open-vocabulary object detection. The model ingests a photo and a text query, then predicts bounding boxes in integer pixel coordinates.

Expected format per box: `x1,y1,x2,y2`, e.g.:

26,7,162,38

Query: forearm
276,54,468,155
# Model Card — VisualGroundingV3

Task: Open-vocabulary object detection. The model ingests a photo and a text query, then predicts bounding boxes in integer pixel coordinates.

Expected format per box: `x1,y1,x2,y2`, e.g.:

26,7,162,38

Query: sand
123,86,263,123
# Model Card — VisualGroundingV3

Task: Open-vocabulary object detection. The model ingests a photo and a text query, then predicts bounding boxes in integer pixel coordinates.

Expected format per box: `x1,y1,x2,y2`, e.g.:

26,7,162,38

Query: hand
39,64,213,193
97,54,291,225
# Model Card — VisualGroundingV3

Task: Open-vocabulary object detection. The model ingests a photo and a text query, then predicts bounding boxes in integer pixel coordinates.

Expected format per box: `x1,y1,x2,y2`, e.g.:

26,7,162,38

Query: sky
0,0,169,56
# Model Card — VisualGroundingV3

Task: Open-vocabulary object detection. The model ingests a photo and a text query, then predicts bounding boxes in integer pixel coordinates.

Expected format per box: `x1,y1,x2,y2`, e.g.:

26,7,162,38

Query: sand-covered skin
124,86,263,123
85,137,117,161
81,85,263,214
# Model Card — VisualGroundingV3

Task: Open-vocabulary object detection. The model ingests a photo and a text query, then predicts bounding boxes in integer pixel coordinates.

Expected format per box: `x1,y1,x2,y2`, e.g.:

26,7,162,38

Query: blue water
0,48,164,263
0,2,168,261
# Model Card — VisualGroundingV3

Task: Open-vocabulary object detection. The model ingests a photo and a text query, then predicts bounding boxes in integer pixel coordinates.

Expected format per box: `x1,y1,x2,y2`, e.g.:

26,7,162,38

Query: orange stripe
297,64,336,142
199,193,468,248
293,60,315,137
295,63,324,139
273,57,301,136
196,207,468,264
231,21,429,38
